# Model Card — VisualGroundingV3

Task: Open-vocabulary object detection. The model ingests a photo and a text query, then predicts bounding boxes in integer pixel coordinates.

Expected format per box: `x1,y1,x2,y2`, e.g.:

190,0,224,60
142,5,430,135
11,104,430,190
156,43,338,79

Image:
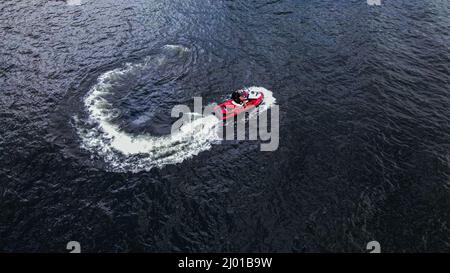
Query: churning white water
75,46,276,172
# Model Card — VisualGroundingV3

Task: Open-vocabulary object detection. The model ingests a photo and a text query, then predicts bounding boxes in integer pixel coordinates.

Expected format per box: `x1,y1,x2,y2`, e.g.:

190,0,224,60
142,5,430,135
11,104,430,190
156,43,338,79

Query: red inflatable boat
214,89,264,121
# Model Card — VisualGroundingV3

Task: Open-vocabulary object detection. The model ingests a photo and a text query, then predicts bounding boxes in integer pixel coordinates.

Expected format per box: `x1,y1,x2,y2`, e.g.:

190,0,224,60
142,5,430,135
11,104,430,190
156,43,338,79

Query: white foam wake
75,58,276,172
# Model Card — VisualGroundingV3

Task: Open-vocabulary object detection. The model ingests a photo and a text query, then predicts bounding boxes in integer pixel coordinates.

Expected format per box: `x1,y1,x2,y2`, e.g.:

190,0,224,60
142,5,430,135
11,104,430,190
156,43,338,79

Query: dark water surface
1,0,450,252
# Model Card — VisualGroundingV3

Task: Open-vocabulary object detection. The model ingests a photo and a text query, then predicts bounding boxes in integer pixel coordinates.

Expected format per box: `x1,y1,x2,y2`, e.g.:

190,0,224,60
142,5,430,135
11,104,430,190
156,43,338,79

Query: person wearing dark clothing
231,89,249,105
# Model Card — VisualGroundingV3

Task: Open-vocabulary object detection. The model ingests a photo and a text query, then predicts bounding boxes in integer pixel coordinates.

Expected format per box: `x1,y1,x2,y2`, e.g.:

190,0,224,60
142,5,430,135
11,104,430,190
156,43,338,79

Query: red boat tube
214,90,264,121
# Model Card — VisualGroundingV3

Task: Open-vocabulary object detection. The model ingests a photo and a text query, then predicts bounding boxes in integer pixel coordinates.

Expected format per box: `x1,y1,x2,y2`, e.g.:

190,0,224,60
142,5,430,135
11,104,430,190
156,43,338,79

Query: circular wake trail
75,47,276,172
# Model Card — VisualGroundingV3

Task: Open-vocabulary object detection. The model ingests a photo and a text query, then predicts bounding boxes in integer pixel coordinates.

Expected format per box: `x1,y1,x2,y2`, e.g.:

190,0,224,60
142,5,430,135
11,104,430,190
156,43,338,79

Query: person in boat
231,89,249,106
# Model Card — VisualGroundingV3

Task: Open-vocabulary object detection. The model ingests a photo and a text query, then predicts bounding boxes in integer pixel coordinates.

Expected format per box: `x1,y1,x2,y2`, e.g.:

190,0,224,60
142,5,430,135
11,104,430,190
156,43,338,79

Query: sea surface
0,0,449,252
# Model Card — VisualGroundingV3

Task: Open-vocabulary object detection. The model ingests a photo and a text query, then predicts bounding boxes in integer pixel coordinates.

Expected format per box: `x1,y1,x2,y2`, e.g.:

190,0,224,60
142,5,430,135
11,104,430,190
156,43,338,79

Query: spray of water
75,47,276,172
